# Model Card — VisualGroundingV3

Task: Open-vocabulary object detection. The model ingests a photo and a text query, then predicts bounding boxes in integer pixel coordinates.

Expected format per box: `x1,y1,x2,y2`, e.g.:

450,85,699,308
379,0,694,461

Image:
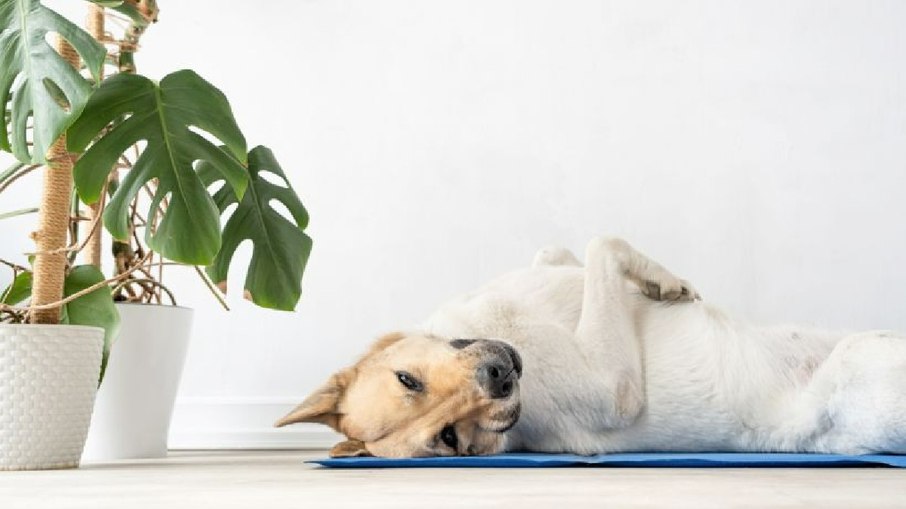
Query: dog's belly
507,304,845,453
424,265,848,453
503,300,753,453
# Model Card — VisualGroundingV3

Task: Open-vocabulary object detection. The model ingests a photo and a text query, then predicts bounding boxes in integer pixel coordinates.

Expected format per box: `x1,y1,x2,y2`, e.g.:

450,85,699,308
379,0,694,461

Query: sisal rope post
30,37,80,324
83,3,105,269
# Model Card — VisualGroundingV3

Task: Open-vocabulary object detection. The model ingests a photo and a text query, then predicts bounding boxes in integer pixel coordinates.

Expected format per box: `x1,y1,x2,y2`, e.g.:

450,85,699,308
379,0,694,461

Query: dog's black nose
478,361,517,399
455,339,522,398
449,339,477,350
479,343,520,399
500,343,522,377
451,339,522,377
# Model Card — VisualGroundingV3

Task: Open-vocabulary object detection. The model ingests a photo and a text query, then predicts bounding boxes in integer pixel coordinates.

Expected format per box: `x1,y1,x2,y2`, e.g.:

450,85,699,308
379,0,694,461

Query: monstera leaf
67,70,249,265
0,0,105,162
0,270,32,305
199,146,312,311
60,265,120,381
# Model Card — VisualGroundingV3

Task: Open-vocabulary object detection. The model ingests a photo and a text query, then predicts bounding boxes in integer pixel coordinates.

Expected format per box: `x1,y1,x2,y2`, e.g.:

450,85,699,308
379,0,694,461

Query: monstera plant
0,0,312,469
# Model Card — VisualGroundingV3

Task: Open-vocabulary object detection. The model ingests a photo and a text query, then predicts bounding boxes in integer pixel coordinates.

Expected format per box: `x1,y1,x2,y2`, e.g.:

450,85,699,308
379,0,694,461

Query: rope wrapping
29,37,80,324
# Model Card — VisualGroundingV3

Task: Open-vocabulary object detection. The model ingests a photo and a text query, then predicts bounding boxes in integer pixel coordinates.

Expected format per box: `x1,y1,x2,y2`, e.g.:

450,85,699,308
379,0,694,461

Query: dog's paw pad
642,276,700,302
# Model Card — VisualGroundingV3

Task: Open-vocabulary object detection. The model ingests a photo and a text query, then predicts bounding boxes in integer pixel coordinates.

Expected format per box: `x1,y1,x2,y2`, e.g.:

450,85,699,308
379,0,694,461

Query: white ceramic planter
0,324,104,471
81,304,193,462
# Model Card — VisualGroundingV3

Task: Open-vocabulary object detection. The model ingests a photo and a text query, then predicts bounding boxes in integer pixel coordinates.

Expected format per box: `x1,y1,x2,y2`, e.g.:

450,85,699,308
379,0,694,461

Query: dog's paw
533,246,582,268
641,273,700,302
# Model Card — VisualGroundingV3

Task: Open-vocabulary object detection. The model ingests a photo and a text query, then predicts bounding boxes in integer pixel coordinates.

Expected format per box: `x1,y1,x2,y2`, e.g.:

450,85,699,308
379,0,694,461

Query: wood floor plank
1,451,905,508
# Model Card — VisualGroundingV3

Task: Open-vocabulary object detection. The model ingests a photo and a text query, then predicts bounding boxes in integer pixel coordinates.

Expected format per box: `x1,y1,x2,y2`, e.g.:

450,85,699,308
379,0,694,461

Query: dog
276,236,906,458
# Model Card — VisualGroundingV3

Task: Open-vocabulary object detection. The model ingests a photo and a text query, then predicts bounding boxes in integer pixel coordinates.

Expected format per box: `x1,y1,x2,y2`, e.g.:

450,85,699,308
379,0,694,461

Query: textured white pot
0,324,104,471
81,304,193,462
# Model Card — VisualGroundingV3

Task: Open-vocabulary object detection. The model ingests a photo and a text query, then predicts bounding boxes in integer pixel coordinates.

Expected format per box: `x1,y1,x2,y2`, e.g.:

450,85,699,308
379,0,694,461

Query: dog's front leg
610,238,700,302
574,237,645,427
574,237,698,428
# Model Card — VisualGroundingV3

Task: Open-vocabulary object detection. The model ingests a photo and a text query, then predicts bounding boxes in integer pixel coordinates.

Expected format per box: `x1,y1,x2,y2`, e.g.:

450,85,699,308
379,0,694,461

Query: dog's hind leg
532,246,582,268
799,331,906,454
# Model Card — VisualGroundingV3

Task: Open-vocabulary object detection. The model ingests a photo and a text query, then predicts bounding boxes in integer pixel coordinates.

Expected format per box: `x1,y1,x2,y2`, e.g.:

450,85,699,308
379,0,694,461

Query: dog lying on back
276,236,906,458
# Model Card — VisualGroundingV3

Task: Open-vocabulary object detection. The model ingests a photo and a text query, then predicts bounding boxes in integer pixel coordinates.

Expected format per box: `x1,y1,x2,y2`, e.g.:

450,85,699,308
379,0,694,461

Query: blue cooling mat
310,452,906,468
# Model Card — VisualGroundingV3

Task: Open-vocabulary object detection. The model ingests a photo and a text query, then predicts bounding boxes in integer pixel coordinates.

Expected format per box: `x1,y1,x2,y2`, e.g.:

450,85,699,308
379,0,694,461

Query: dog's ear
274,332,406,430
274,370,351,430
362,331,407,358
329,439,372,458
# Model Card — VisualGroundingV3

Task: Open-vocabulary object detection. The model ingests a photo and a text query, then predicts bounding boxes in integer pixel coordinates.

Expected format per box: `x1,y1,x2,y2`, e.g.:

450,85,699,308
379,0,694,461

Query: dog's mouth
462,339,523,434
484,402,521,433
476,387,522,434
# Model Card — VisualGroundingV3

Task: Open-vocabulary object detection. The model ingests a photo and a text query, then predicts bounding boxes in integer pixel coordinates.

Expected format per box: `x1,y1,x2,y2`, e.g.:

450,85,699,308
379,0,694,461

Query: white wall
3,0,906,447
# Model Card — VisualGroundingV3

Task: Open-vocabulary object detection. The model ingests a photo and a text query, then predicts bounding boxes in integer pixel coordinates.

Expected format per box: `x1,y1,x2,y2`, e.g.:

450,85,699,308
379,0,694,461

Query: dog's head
275,332,522,458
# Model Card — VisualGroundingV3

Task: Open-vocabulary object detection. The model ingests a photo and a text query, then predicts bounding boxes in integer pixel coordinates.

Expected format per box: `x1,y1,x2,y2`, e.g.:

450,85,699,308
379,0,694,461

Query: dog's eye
395,371,423,392
440,425,458,450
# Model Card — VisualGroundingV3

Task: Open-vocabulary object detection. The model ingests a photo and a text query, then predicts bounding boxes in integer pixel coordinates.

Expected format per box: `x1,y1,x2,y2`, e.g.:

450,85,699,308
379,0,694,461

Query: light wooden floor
1,450,905,508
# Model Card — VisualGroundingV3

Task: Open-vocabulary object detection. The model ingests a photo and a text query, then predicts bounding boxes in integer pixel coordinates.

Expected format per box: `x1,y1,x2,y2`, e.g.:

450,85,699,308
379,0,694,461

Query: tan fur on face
275,332,517,458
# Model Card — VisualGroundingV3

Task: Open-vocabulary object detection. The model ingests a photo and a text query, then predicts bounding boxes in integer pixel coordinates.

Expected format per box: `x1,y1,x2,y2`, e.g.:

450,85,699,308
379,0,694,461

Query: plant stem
68,188,80,266
193,265,230,311
83,3,106,269
111,278,177,306
0,164,41,194
0,161,26,185
117,0,158,74
30,38,80,324
0,207,39,221
0,258,28,272
110,3,151,279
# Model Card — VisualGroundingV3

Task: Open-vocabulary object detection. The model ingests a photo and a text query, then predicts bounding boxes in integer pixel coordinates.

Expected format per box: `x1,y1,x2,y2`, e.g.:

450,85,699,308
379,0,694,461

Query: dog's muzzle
451,339,522,399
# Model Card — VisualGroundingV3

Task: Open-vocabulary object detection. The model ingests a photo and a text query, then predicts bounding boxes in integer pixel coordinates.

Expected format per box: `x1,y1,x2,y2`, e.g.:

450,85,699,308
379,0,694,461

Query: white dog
278,237,906,457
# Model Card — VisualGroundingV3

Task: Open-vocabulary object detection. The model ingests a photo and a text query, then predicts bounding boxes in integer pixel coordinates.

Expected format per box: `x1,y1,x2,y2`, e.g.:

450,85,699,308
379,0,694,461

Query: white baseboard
168,397,342,450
